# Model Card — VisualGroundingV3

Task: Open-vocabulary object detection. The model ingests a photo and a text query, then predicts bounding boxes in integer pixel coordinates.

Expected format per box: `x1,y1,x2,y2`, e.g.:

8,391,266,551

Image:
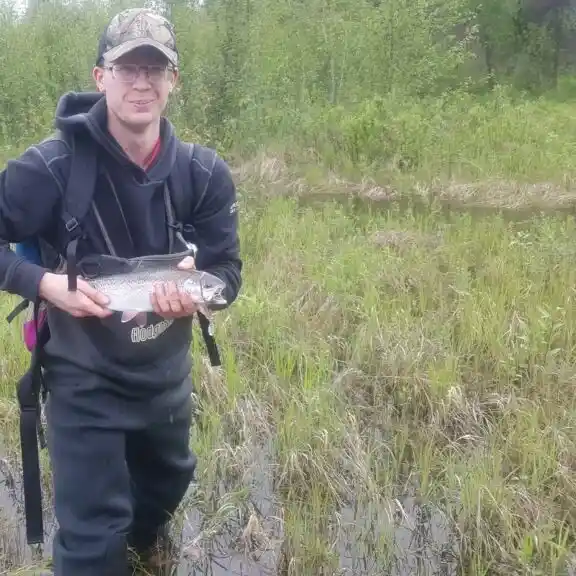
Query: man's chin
120,112,158,131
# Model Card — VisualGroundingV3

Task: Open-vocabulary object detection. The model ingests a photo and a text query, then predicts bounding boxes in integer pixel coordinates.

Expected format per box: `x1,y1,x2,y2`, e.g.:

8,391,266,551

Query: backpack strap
59,131,98,292
15,130,98,548
17,297,49,546
167,141,222,367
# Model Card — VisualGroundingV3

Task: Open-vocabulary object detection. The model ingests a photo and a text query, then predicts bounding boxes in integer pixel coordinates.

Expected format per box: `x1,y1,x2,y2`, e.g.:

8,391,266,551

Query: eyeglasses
104,64,175,83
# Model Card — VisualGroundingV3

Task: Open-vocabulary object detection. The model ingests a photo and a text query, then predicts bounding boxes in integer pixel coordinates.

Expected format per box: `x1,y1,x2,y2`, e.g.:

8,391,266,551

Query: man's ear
92,66,105,93
169,68,180,93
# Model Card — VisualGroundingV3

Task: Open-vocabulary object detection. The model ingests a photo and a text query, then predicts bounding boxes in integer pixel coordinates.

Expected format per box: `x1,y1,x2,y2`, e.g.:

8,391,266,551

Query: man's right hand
38,272,112,319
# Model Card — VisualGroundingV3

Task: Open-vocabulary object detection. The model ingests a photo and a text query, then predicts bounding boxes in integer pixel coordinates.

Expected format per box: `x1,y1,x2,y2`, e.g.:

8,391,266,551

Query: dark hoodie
0,92,242,396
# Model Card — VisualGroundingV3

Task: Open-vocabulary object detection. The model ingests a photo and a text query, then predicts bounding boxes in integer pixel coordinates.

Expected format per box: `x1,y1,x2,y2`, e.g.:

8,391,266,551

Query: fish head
182,272,228,311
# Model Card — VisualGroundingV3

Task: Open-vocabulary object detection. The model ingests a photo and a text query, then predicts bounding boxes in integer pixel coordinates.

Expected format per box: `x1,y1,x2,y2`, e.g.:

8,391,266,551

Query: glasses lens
147,66,168,82
113,64,137,82
112,64,169,83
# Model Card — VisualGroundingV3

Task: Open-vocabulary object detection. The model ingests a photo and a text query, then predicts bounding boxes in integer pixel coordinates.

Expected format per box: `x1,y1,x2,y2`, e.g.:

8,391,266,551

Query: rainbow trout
83,249,227,327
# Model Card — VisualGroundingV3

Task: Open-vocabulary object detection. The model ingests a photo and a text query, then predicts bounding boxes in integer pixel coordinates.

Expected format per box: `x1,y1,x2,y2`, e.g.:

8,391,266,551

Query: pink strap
22,308,47,352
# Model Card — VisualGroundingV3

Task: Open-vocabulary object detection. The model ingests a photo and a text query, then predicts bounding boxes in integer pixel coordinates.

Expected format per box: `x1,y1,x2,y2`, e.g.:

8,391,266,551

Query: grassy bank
2,157,576,574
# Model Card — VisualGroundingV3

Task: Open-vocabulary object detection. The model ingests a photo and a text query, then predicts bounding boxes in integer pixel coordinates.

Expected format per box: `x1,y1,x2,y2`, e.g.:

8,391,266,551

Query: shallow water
176,439,284,575
0,448,57,572
0,439,458,576
298,188,576,225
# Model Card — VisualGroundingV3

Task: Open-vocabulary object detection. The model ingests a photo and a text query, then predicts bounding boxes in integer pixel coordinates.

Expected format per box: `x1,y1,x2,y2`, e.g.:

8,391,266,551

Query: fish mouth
207,295,228,311
202,283,228,310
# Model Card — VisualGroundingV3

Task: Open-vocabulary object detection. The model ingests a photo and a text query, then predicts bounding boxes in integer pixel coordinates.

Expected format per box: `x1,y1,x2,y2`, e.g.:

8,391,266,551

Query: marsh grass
1,158,576,575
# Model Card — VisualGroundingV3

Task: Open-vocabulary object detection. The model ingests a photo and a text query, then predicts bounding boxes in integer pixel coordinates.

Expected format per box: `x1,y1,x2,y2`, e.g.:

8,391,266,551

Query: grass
2,153,576,575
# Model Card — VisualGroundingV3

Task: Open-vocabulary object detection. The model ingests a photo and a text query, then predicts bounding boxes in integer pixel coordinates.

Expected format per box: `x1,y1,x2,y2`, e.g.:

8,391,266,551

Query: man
0,7,241,576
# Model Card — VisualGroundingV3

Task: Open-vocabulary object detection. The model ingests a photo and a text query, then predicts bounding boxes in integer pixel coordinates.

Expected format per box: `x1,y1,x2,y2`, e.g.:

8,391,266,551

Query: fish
84,265,228,328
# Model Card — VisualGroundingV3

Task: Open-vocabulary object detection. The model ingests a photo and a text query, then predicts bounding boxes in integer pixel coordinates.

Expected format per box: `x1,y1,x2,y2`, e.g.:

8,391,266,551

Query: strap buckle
65,217,79,232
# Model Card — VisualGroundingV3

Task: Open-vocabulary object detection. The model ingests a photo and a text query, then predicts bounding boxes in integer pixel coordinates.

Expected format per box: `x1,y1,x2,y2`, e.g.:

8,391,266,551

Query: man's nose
132,68,153,89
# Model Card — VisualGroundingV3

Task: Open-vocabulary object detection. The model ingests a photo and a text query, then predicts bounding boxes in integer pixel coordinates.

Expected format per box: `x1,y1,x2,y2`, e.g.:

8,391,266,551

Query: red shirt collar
143,137,161,171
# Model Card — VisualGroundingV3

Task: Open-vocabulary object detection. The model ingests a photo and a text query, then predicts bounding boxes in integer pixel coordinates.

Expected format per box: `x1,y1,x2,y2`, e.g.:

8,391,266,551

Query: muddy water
298,189,576,224
0,447,56,572
173,436,458,576
1,440,458,576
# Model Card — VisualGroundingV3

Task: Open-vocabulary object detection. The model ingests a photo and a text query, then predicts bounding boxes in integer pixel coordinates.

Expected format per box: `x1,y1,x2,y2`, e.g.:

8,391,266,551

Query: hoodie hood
53,91,179,183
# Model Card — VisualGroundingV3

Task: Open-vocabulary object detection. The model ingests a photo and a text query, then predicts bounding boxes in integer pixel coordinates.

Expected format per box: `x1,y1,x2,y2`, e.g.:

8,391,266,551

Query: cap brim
102,38,178,67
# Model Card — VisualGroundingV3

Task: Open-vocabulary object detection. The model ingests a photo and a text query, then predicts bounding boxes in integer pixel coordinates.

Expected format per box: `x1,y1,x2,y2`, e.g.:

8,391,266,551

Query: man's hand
39,272,112,319
150,255,201,319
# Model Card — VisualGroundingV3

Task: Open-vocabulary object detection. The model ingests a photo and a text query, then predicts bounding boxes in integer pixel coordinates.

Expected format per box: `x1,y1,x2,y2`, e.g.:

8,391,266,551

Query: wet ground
297,186,576,225
1,438,459,576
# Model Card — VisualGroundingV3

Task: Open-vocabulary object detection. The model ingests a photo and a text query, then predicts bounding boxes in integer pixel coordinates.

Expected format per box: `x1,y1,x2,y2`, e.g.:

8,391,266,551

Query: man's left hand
151,256,200,319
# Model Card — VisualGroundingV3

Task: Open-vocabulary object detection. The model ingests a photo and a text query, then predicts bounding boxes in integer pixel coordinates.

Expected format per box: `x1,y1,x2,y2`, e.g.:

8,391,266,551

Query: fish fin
121,311,148,327
121,310,139,323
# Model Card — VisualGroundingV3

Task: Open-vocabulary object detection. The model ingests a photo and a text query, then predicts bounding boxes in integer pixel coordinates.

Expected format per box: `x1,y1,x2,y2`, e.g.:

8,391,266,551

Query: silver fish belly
86,268,227,313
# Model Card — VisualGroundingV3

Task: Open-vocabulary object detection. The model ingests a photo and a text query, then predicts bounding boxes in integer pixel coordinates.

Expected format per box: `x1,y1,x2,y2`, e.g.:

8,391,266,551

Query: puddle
176,437,284,576
0,446,56,572
298,189,576,225
330,493,458,576
0,437,459,576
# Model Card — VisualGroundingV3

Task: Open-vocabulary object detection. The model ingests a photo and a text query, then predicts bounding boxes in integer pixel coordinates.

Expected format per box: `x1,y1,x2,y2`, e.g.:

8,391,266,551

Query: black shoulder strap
170,142,217,233
169,141,221,367
17,299,49,546
58,131,98,292
16,130,98,548
169,141,194,229
5,130,95,323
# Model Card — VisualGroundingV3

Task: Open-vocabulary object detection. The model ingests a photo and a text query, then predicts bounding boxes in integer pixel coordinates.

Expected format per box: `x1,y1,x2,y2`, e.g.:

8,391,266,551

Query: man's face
93,46,178,132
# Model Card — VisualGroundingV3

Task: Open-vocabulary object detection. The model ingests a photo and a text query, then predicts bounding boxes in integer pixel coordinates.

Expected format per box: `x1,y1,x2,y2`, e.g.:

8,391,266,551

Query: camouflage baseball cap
97,8,178,67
